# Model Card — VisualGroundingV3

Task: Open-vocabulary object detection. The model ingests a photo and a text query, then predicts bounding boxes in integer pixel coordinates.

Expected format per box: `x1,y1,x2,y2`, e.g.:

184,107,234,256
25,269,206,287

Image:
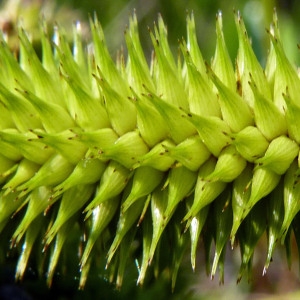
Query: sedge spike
0,9,300,290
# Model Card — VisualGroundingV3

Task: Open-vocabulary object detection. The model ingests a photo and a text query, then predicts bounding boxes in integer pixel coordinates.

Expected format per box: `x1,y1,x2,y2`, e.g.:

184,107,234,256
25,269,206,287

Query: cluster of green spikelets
1,9,300,290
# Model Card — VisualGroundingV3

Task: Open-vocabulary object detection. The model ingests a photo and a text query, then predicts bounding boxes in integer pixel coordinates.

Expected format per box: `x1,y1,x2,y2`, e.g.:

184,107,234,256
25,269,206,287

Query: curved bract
0,10,300,290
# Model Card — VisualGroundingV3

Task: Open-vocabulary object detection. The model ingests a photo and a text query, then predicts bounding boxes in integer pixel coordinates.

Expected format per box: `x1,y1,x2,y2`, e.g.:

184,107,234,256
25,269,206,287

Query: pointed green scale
242,167,281,222
11,186,53,247
249,80,287,141
51,157,106,198
235,12,272,108
44,184,95,247
15,215,44,281
163,165,198,222
106,196,146,266
147,186,169,265
188,203,209,271
215,248,226,284
183,157,227,225
212,11,236,92
143,92,196,144
128,13,150,72
158,14,178,69
16,153,75,198
80,196,120,268
0,34,33,92
211,187,233,280
84,161,132,216
162,135,211,171
96,130,149,169
3,159,40,195
263,180,285,275
62,74,111,131
87,45,101,98
0,129,53,164
124,22,155,94
40,20,59,77
72,21,89,83
280,160,300,243
90,15,129,96
150,29,189,110
134,140,176,171
186,13,206,75
54,26,91,93
182,43,221,117
18,28,64,108
125,35,153,94
236,200,266,283
16,87,75,133
32,129,88,164
182,110,232,157
121,166,164,212
264,11,279,88
130,92,169,147
283,93,300,144
208,65,253,132
230,164,254,245
255,136,299,175
137,211,153,286
230,126,269,162
205,144,247,182
269,28,300,112
46,215,78,287
94,73,137,135
0,82,42,132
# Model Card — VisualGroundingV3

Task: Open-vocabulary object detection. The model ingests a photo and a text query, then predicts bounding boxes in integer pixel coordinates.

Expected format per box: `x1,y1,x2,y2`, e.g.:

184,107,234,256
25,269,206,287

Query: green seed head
1,9,300,290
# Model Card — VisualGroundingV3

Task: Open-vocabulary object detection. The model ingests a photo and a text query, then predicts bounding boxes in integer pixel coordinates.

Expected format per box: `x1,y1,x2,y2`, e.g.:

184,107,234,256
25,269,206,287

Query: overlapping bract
0,10,300,290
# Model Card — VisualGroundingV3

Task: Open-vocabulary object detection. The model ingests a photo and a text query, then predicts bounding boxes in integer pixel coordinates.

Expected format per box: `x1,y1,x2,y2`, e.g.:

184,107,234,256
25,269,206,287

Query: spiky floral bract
1,9,300,290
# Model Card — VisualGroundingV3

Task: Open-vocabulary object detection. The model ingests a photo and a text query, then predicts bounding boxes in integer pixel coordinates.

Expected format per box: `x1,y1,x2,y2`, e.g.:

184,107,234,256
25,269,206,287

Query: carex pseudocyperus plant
0,9,300,290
